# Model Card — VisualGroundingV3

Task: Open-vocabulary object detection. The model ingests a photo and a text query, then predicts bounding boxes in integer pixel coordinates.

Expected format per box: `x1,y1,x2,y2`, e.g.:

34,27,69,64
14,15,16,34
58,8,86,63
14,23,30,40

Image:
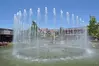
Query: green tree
95,22,99,39
88,16,97,37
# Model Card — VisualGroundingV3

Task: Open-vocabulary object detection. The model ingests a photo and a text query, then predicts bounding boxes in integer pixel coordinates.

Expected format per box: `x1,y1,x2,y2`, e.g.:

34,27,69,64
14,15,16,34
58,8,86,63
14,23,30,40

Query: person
51,31,56,44
0,42,2,46
31,21,38,38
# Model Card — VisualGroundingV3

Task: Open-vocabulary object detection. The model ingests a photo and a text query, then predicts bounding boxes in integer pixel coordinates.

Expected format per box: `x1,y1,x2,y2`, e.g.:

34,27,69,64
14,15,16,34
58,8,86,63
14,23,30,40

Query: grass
8,42,13,47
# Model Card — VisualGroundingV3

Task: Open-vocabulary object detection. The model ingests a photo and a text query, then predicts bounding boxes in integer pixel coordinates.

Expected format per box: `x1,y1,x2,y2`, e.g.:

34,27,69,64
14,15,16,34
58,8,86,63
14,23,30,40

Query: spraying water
13,7,91,62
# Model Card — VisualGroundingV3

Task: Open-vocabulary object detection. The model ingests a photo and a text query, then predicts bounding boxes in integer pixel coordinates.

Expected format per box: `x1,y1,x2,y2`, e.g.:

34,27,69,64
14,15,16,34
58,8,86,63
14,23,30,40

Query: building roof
0,28,13,35
0,28,13,31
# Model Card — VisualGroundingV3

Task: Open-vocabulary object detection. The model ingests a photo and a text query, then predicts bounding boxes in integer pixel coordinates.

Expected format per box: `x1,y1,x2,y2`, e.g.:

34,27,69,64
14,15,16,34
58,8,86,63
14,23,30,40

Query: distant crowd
0,42,9,47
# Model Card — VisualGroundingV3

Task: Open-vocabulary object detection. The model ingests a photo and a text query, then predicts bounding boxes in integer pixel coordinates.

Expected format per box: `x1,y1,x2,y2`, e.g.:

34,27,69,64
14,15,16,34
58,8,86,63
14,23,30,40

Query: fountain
13,7,91,62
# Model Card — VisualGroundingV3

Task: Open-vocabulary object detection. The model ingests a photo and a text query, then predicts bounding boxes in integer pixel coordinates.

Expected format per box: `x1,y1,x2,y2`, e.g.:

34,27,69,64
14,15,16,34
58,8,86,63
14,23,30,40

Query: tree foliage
88,16,97,36
95,22,99,39
88,16,99,39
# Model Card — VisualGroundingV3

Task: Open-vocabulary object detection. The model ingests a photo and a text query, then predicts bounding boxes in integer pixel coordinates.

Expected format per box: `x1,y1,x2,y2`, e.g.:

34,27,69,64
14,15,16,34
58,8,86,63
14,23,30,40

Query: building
0,27,84,42
0,28,13,42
